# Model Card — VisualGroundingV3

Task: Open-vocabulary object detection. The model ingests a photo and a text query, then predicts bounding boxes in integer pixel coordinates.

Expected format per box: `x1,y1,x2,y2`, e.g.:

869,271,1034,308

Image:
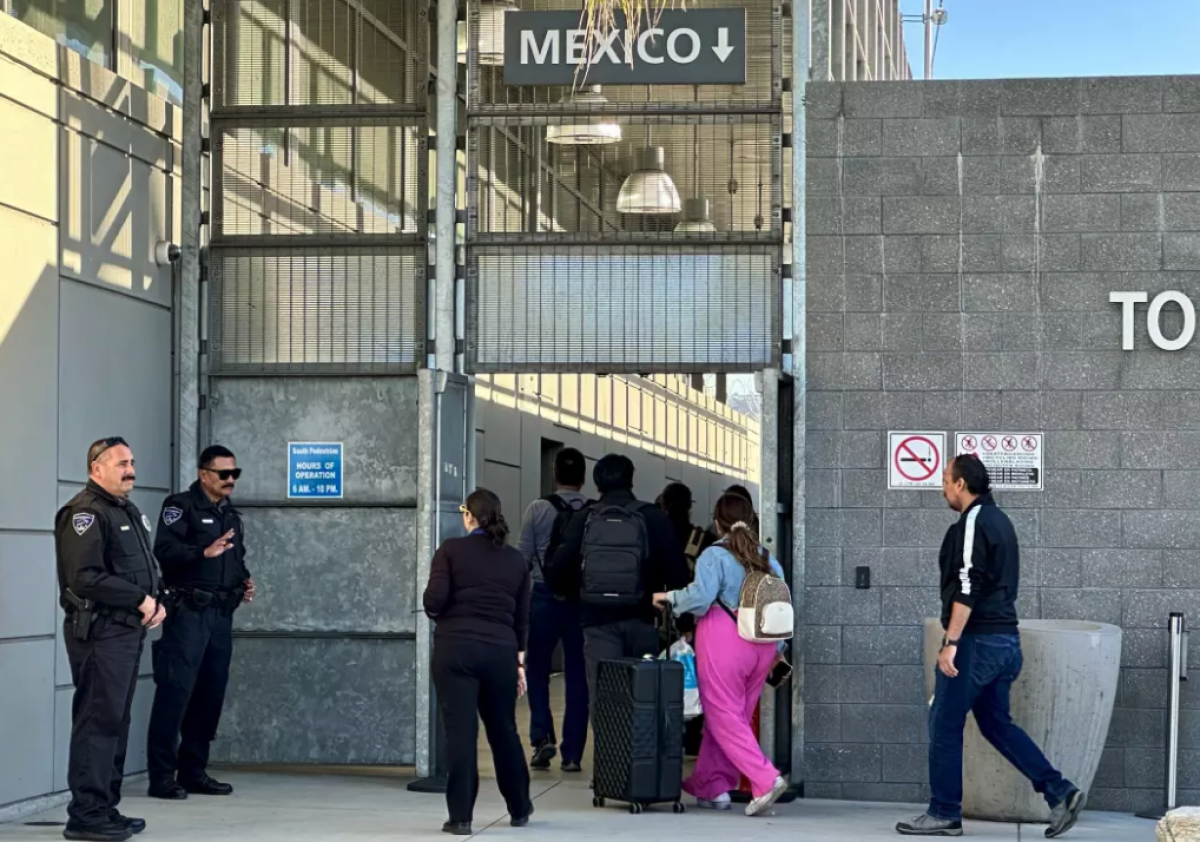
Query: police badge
72,513,96,535
163,507,183,526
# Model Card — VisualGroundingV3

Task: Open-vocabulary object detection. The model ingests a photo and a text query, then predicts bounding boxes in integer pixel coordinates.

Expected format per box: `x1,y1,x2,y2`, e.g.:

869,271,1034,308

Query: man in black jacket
56,437,164,842
546,454,690,708
146,445,254,800
896,455,1085,839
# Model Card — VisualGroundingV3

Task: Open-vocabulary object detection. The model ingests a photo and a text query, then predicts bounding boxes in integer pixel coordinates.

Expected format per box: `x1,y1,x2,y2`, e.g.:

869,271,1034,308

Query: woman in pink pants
654,493,789,817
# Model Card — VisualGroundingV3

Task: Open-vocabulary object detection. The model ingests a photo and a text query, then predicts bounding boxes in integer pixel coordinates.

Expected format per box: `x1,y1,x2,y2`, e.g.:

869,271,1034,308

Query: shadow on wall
0,30,178,807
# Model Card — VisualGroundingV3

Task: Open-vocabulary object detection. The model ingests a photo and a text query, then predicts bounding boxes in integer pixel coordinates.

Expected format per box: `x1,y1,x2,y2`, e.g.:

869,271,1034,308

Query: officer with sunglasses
146,445,254,800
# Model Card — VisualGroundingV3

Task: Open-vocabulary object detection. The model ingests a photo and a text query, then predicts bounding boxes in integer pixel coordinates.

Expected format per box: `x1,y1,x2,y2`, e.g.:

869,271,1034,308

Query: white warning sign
888,431,945,490
956,432,1043,491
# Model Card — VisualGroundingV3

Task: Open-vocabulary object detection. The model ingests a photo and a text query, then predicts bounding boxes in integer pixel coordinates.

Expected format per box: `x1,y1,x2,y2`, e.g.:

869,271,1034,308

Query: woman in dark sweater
423,488,533,835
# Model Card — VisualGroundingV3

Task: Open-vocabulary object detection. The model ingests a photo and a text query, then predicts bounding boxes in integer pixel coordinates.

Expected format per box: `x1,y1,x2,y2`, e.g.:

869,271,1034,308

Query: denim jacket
665,543,788,651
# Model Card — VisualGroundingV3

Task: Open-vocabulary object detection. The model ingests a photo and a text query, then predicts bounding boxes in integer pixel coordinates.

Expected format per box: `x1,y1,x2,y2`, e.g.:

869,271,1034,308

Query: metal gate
462,0,787,374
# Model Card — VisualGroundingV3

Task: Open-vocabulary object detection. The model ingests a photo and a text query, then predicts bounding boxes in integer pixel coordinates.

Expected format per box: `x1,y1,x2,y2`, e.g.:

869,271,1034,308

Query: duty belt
95,605,145,629
168,586,244,613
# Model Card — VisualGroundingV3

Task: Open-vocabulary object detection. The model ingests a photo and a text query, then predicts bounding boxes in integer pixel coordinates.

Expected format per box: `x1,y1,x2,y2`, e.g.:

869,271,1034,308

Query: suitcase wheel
672,802,686,814
592,796,605,808
628,802,643,815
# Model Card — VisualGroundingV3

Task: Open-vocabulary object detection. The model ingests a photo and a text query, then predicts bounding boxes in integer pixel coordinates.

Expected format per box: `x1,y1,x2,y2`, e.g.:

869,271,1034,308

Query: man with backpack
545,454,691,721
516,448,591,773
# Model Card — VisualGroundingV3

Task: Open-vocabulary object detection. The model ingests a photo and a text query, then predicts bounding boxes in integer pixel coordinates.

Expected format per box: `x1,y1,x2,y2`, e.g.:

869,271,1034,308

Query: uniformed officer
146,445,254,800
56,437,164,842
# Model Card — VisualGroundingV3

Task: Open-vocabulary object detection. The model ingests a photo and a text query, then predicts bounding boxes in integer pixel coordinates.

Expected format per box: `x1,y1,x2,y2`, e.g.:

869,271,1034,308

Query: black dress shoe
62,821,132,842
180,774,234,795
109,812,146,834
511,805,534,827
147,780,188,800
442,821,472,835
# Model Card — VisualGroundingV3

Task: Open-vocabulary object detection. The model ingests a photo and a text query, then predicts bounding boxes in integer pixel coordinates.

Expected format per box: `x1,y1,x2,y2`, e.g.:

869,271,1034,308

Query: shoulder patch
142,514,152,532
163,507,183,526
72,513,96,536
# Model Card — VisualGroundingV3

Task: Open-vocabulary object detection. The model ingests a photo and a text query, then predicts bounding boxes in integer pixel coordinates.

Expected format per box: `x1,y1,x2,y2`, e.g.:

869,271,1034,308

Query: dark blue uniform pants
146,603,234,783
64,618,146,827
525,582,588,763
928,633,1074,821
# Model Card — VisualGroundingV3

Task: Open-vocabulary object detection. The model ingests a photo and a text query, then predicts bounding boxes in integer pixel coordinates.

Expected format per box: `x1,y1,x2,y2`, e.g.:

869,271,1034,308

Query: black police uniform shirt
55,480,160,611
155,480,249,591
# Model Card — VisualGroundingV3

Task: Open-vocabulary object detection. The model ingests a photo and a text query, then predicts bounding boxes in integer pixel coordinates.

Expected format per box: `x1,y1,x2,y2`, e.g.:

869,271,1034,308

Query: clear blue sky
898,0,1200,80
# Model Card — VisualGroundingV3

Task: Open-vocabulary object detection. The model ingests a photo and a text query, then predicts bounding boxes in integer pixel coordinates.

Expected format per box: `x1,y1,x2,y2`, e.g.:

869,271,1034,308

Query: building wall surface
805,75,1200,811
0,12,181,809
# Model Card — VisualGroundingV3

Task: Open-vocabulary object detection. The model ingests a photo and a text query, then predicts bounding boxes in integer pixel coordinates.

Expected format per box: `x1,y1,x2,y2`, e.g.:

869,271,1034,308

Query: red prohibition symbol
1022,436,1038,452
1002,436,1018,451
895,435,940,482
981,435,998,452
961,435,977,451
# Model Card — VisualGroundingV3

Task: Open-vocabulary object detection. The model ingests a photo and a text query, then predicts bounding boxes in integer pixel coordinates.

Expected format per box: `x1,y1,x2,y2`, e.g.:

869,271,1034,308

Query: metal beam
790,0,810,786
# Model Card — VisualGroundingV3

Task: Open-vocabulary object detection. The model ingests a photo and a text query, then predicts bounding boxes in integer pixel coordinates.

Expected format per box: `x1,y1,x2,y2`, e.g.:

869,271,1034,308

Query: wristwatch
941,636,959,649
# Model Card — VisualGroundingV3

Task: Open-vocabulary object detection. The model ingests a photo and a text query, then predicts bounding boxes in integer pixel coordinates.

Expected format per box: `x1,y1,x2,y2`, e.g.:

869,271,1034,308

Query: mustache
121,475,136,482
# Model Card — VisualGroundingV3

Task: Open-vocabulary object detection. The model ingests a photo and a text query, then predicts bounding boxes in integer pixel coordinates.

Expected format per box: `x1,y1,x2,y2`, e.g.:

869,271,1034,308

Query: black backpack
580,501,651,607
536,493,591,579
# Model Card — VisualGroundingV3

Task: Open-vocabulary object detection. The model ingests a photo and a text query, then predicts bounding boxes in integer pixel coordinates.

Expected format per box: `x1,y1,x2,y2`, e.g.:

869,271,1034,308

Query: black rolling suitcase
591,653,686,815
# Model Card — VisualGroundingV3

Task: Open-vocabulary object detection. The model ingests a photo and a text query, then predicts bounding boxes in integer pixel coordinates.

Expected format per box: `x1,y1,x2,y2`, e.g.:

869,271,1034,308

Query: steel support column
789,0,810,784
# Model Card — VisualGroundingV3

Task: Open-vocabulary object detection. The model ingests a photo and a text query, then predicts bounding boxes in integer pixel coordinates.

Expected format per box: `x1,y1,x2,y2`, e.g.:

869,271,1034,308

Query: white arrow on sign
712,27,734,62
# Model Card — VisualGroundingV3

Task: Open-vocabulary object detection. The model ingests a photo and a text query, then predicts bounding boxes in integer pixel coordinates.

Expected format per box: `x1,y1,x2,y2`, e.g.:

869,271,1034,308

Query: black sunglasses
90,436,128,463
204,468,243,481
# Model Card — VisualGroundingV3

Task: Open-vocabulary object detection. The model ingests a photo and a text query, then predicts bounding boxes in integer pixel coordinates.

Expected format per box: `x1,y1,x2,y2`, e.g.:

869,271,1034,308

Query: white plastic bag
664,637,702,720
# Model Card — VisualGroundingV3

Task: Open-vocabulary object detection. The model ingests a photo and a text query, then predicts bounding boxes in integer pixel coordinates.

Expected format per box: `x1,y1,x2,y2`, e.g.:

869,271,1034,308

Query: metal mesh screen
210,0,429,375
209,248,424,373
215,122,426,239
466,0,781,112
468,246,779,372
212,0,428,109
468,116,780,241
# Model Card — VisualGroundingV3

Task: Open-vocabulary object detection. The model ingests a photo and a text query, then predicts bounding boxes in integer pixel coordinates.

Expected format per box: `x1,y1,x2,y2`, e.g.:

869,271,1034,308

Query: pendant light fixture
675,88,716,233
456,0,514,65
546,86,622,146
617,92,680,215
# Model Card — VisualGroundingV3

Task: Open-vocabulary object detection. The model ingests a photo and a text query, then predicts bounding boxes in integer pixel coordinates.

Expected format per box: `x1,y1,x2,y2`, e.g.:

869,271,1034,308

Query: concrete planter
922,618,1122,823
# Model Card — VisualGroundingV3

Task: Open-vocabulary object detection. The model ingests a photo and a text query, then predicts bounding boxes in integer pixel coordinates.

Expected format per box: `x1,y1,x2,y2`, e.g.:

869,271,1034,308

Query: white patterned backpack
732,563,794,643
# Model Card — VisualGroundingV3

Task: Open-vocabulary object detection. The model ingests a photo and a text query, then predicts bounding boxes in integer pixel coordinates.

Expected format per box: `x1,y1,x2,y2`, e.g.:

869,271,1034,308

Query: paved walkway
0,769,1158,841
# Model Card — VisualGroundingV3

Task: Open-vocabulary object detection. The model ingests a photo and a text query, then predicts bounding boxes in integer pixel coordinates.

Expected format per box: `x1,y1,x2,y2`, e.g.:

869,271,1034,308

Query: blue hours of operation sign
288,442,344,499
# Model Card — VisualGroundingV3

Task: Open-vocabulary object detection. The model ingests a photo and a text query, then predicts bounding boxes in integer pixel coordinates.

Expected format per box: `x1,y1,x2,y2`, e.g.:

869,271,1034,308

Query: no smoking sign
888,431,946,490
956,431,1044,491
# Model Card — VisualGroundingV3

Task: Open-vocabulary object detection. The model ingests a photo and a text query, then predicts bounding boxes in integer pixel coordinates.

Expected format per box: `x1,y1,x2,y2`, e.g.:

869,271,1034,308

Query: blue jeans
928,633,1075,821
526,582,588,763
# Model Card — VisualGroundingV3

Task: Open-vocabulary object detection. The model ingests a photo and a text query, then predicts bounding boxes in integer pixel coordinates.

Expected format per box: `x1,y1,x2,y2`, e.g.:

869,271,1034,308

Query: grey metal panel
208,247,424,374
0,639,55,804
58,130,174,310
0,210,59,533
209,376,420,505
57,281,173,490
0,534,56,640
54,685,71,792
233,508,418,633
468,246,781,373
123,676,155,774
212,637,416,764
480,396,523,468
482,461,522,542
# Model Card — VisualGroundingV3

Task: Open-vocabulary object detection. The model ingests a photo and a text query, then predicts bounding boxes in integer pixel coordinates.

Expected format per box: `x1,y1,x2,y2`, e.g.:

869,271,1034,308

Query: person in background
657,481,706,756
423,489,533,836
545,455,690,713
653,493,788,818
895,455,1085,839
517,447,591,773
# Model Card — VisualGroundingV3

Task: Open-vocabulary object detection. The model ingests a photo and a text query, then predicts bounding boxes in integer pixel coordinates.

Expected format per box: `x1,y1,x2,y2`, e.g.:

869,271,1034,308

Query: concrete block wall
805,76,1200,811
0,13,181,809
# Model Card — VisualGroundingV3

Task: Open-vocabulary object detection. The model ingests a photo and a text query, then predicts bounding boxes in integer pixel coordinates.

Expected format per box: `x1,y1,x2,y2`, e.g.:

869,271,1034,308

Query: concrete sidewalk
0,770,1158,841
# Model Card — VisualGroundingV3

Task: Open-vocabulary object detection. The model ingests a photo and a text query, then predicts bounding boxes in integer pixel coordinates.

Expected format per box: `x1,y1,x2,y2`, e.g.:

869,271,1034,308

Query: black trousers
582,618,660,716
146,603,234,783
432,638,531,824
63,618,146,826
